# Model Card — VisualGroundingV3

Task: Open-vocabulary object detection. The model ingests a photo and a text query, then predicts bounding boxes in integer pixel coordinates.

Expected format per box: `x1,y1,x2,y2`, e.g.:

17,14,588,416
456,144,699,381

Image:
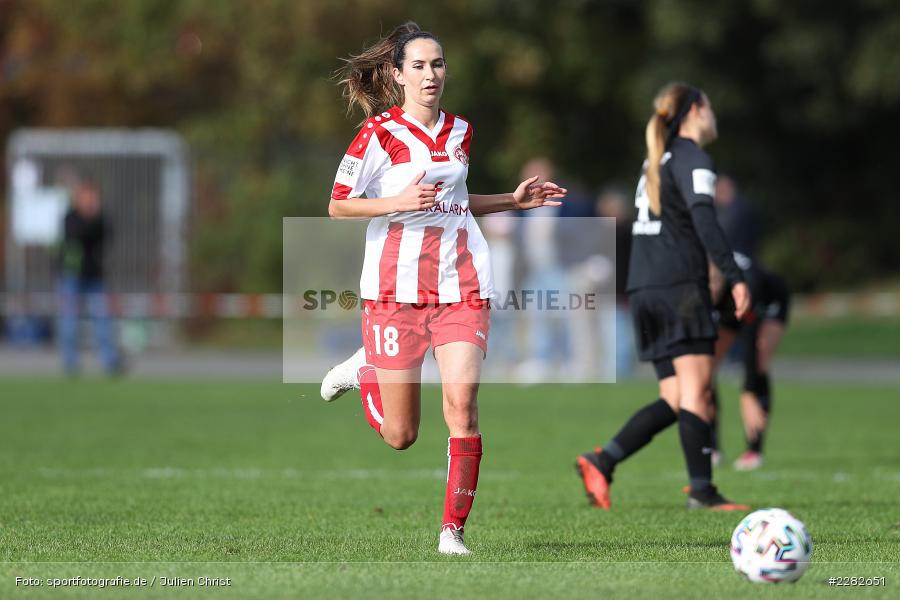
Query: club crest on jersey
453,145,469,166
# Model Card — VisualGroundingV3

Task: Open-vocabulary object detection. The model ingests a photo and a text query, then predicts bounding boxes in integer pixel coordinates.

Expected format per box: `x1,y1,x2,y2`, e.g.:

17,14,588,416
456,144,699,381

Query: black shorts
629,281,717,379
759,271,790,325
716,268,790,330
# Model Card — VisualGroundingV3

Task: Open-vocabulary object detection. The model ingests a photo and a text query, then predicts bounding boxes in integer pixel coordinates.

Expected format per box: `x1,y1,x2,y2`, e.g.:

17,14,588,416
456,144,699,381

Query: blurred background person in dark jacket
58,178,122,375
596,184,635,378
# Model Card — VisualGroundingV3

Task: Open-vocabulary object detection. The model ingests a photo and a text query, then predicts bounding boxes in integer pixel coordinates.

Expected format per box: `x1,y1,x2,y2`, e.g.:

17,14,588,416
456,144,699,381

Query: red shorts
362,299,491,369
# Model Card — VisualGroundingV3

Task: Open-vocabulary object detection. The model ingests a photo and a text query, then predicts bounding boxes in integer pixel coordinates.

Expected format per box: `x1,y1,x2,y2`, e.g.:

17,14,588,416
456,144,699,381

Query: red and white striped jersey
331,106,495,304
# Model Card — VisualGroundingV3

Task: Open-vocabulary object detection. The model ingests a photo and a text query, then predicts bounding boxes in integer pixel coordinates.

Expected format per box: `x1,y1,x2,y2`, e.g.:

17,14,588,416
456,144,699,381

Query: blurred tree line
1,0,898,292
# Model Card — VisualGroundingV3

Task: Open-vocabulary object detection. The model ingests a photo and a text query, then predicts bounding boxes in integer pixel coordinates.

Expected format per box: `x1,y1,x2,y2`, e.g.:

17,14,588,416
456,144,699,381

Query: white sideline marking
34,466,897,484
34,467,522,481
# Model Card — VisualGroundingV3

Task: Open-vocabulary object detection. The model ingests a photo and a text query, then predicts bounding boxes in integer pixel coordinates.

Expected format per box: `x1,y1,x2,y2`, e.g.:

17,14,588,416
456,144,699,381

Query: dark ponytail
337,22,440,119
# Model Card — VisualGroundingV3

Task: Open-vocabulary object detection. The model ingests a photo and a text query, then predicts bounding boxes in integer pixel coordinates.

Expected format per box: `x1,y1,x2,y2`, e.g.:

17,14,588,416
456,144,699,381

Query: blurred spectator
514,157,568,382
482,211,519,364
555,181,608,381
555,177,597,267
596,185,635,377
714,174,758,260
58,179,122,375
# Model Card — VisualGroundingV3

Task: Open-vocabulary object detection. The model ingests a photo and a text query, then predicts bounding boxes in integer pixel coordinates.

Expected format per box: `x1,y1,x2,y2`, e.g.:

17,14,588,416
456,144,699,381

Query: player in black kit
710,255,791,471
705,174,791,471
576,82,751,511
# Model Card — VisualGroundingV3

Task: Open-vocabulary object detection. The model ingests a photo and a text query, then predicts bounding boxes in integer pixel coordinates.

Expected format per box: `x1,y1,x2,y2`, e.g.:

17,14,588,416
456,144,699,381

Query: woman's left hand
512,175,567,210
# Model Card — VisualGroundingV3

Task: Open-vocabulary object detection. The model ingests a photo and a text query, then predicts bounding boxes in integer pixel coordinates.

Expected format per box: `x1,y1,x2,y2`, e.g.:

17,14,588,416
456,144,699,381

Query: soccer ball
730,508,813,583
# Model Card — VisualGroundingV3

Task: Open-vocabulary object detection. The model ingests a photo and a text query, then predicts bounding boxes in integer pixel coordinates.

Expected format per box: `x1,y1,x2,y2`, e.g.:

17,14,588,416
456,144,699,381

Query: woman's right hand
392,171,437,212
732,281,751,320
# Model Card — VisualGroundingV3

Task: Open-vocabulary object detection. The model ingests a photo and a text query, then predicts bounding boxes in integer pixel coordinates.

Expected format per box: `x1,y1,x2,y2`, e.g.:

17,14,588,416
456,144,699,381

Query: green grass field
1,376,898,599
779,317,900,358
193,316,900,358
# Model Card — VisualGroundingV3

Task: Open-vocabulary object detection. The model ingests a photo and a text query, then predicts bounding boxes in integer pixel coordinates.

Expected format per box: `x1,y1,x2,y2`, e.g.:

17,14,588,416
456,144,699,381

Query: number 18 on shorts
362,299,490,370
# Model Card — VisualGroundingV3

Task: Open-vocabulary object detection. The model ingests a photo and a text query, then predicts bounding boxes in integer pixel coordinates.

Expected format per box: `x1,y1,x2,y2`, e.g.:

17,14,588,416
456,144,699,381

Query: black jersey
60,209,110,281
626,137,743,292
717,194,758,261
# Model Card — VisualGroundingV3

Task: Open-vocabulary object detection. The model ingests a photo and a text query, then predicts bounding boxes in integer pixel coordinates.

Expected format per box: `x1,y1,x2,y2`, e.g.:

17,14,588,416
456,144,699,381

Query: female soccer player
711,261,791,471
319,22,565,555
575,82,751,511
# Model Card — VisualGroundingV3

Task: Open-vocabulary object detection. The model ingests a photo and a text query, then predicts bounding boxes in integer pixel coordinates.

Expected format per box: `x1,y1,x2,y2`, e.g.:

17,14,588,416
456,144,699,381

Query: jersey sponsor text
331,106,493,303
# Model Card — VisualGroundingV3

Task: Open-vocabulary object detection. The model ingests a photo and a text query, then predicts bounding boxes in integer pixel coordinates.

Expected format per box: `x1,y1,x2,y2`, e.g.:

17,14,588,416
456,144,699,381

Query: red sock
442,436,482,532
358,365,383,436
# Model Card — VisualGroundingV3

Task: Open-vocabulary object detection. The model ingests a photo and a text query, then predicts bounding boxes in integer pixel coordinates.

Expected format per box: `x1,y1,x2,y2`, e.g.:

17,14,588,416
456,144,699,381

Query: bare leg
373,366,422,450
739,319,785,455
674,354,714,421
434,341,482,437
659,375,680,413
756,321,785,373
740,390,767,442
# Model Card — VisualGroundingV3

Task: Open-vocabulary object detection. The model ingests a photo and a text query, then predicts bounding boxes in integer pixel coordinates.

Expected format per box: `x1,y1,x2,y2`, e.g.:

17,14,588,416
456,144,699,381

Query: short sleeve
672,147,717,208
460,120,473,161
331,119,388,200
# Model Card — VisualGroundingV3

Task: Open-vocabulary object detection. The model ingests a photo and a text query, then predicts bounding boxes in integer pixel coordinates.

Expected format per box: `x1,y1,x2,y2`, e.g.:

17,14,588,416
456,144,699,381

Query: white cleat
438,527,471,556
320,347,366,402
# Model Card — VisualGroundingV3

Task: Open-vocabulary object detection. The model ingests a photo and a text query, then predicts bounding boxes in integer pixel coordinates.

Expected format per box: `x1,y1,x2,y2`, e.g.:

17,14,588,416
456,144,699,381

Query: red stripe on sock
449,436,483,455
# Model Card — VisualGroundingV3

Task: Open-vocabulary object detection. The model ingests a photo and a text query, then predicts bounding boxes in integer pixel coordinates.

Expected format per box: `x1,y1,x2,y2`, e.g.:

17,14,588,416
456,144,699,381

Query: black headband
665,86,703,145
392,31,436,68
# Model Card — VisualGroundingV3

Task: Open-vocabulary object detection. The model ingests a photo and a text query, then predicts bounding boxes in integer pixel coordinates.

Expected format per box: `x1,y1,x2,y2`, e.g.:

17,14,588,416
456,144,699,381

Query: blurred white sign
13,187,69,245
12,158,40,191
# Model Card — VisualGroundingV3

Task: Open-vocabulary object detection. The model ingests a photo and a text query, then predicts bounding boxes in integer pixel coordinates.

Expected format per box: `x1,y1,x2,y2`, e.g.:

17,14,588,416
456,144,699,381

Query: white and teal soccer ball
730,508,813,583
